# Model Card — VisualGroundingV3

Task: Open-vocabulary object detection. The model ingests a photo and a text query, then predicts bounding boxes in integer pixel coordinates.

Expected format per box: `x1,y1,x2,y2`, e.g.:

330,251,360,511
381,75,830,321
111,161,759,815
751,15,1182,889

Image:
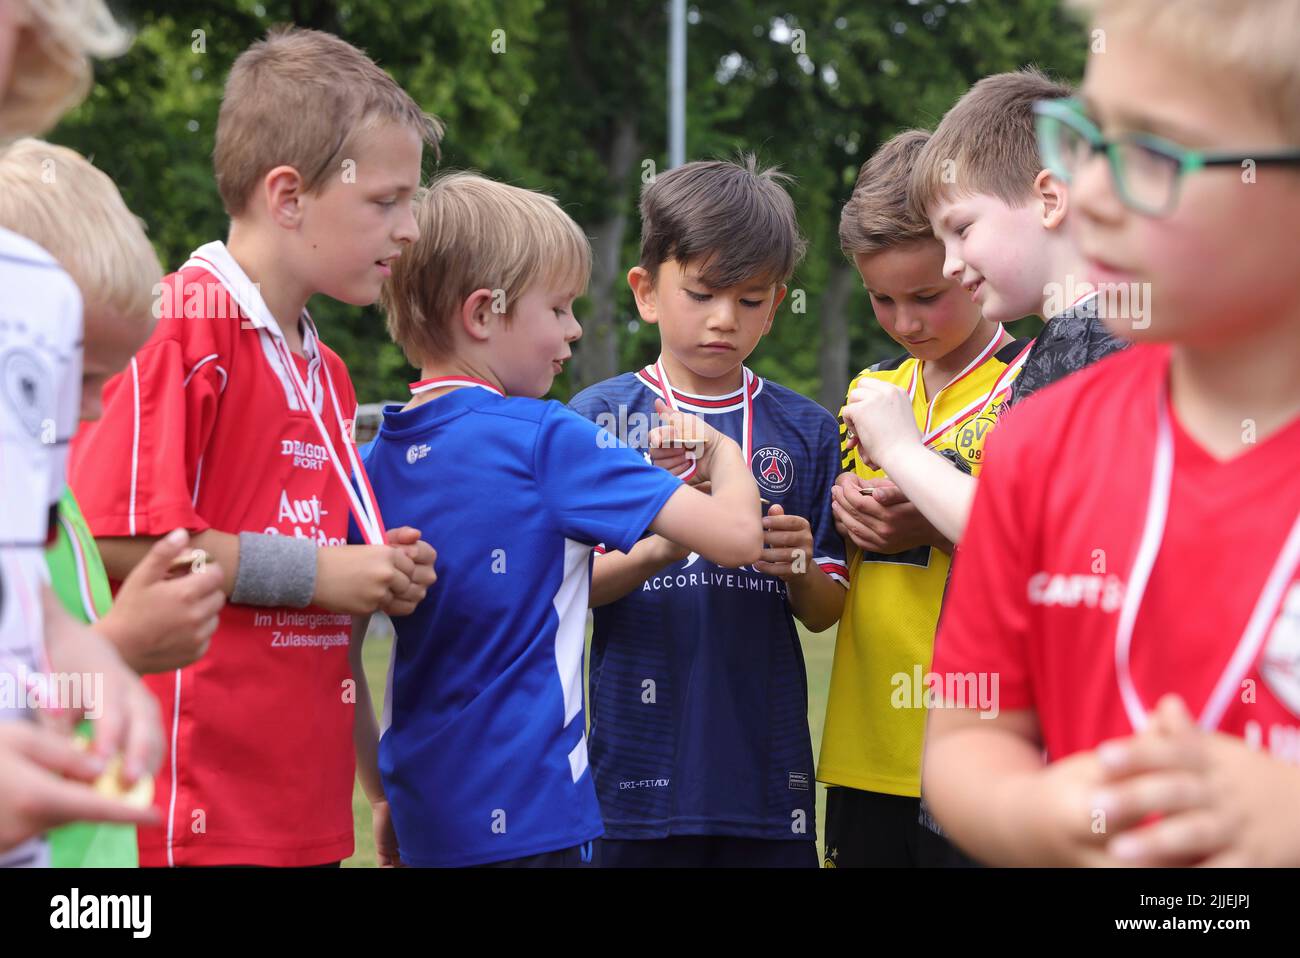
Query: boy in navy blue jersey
354,173,763,867
569,157,847,867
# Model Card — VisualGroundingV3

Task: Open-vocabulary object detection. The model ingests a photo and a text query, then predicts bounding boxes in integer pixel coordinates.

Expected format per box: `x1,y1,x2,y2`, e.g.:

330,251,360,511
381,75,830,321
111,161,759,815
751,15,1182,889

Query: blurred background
53,0,1087,412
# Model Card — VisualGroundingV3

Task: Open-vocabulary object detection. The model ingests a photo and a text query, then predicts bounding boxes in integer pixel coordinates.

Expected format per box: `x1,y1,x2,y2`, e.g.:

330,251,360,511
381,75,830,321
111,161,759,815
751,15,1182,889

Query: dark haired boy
569,157,847,868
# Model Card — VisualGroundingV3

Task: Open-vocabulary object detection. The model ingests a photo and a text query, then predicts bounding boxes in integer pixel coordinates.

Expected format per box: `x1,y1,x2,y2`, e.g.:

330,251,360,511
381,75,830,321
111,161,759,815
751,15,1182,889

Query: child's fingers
1098,733,1206,779
830,484,873,522
385,526,422,547
90,693,128,765
831,500,880,549
12,722,104,783
1092,770,1214,833
758,548,800,566
867,482,909,508
121,689,161,784
762,530,810,550
1107,809,1233,866
1148,693,1197,736
762,514,807,533
131,528,191,584
32,775,160,832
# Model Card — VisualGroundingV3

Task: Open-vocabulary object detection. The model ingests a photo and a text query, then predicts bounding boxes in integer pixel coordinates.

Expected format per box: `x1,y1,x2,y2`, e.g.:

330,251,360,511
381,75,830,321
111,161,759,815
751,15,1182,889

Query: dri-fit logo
406,443,430,465
280,438,328,471
751,445,794,496
1027,571,1124,613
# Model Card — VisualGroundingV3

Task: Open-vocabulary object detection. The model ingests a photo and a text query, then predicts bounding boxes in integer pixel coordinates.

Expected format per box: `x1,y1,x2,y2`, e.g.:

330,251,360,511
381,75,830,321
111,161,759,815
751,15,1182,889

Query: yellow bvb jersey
817,335,1031,797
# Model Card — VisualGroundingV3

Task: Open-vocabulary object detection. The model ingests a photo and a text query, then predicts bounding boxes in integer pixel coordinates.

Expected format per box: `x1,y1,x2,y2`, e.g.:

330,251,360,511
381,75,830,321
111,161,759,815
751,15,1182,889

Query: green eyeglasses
1034,97,1300,217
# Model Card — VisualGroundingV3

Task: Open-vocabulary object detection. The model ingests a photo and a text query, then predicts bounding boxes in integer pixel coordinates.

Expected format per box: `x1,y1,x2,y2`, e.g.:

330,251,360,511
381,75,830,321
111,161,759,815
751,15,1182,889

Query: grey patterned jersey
1007,293,1128,408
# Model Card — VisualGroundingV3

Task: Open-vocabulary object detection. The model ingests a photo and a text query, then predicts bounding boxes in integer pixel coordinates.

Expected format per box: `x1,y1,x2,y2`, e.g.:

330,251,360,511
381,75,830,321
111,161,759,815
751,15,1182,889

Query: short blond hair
0,0,130,140
909,67,1073,220
1071,0,1300,143
839,130,934,257
381,173,592,366
0,138,161,324
214,26,442,217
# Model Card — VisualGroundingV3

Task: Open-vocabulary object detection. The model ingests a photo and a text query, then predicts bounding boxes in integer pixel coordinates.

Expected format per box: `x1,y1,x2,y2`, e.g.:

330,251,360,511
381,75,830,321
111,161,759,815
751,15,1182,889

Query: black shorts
822,787,979,868
596,835,818,868
479,840,597,868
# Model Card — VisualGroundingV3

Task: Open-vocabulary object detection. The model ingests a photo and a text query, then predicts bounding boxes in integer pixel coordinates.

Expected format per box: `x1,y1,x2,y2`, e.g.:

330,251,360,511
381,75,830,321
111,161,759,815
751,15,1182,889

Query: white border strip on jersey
129,358,141,536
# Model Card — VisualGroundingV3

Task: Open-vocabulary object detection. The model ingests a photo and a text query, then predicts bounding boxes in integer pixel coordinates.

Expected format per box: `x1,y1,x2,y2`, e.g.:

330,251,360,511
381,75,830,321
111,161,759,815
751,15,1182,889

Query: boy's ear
760,284,788,337
460,288,497,343
627,266,659,325
263,165,307,229
1035,168,1070,232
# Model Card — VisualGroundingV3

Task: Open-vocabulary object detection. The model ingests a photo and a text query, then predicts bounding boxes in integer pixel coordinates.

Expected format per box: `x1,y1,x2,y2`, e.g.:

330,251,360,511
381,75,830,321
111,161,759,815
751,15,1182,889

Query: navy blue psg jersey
569,366,847,841
362,385,683,866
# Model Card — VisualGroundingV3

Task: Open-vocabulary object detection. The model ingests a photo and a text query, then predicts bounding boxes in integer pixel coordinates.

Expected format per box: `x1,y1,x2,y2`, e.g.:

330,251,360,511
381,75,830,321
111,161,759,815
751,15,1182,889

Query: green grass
343,615,837,867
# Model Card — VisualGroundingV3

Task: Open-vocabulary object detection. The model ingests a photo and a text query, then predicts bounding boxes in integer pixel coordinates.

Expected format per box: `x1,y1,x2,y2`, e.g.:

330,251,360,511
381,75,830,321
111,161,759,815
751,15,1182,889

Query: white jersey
0,227,83,868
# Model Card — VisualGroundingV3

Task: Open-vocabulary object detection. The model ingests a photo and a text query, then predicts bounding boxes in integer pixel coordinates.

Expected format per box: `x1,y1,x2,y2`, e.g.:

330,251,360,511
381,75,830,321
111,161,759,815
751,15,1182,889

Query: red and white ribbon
653,356,754,481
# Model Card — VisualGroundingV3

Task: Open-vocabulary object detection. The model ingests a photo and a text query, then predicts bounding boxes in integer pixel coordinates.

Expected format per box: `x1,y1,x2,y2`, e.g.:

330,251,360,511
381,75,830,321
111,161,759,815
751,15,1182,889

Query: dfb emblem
751,445,794,496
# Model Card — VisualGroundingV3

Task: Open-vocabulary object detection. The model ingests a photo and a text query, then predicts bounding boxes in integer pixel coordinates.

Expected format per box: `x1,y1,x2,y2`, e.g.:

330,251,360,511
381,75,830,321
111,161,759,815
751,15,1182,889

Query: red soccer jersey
934,344,1300,766
70,241,362,866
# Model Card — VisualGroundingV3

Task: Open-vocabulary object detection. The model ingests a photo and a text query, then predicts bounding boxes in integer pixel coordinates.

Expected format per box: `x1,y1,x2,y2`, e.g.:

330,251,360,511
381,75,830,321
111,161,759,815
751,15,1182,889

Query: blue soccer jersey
362,383,683,867
569,366,847,841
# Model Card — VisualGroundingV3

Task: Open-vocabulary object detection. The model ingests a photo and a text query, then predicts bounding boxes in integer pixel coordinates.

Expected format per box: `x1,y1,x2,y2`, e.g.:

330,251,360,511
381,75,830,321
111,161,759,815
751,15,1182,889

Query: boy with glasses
923,0,1300,866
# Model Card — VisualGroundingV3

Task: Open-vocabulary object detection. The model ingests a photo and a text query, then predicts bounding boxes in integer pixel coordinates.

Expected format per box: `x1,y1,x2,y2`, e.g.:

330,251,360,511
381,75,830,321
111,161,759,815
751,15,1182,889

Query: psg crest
751,445,794,496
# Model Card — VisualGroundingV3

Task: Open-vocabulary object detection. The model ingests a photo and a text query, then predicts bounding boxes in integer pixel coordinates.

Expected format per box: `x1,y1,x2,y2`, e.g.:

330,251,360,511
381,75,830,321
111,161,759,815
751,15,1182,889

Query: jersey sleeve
930,417,1038,712
838,369,872,476
811,412,849,586
535,403,682,554
70,280,225,538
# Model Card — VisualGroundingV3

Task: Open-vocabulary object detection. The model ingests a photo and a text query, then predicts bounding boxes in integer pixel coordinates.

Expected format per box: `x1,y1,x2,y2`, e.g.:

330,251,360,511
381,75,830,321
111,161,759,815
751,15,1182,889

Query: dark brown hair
638,154,806,288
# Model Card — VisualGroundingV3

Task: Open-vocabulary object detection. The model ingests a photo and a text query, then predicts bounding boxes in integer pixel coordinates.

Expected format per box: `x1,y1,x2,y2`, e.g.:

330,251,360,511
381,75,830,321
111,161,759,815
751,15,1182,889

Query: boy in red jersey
922,0,1300,865
70,27,438,866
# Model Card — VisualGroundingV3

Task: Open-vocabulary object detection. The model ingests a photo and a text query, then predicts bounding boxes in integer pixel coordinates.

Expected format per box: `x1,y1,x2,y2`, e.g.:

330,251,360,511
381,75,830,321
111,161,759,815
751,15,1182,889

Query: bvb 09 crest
954,400,1007,470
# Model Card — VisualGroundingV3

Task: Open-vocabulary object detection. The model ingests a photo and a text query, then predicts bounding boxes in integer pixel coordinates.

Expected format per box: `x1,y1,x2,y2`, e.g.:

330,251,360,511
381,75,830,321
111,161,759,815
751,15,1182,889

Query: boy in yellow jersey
819,130,1029,867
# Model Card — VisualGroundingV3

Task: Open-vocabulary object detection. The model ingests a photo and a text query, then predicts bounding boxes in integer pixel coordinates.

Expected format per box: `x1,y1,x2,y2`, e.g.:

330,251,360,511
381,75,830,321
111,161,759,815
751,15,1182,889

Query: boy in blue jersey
353,173,764,867
568,156,847,867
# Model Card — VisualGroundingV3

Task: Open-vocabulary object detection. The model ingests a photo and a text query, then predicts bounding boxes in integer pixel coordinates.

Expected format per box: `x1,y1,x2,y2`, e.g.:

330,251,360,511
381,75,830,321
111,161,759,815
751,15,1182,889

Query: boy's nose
565,311,583,343
706,301,738,330
942,248,965,282
395,203,420,244
894,309,924,338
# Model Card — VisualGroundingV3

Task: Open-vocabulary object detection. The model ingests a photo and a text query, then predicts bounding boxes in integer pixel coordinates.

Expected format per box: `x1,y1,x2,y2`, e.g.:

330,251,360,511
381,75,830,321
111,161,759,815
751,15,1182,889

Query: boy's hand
380,527,437,618
43,612,163,786
371,799,404,867
1012,747,1125,866
0,722,159,852
648,398,731,480
98,528,226,674
842,380,921,472
831,475,944,554
1092,694,1300,867
314,545,416,615
754,504,813,581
